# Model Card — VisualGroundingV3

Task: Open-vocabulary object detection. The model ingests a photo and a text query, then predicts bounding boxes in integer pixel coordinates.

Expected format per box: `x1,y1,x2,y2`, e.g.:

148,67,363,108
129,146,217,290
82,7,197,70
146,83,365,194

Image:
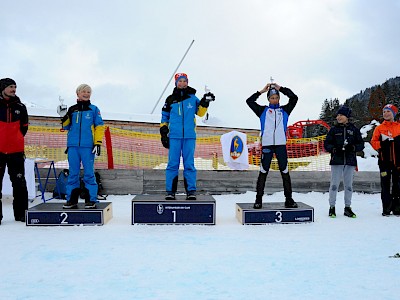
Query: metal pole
150,39,195,114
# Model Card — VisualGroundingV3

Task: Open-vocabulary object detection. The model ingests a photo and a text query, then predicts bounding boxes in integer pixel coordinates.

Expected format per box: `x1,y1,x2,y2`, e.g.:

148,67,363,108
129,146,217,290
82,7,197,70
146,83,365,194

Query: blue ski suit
61,100,104,202
160,86,208,193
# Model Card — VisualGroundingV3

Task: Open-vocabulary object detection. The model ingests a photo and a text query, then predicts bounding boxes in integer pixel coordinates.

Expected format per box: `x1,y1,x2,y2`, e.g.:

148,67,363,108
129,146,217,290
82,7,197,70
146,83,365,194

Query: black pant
0,152,28,219
379,165,400,212
256,145,292,198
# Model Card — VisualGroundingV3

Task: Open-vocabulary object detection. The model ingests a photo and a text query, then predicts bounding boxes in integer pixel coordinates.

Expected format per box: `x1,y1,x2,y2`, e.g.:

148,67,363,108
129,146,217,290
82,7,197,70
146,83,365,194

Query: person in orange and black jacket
0,78,29,224
371,104,400,216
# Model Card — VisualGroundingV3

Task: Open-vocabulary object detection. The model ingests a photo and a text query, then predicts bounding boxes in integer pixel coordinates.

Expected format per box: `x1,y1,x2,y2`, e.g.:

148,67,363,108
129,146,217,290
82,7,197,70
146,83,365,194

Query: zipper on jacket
343,126,347,165
7,104,10,123
182,101,185,138
79,111,82,146
273,109,277,145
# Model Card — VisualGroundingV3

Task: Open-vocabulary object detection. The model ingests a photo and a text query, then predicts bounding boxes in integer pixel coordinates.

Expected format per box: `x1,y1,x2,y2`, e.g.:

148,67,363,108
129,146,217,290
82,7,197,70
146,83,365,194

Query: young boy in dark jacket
324,106,364,218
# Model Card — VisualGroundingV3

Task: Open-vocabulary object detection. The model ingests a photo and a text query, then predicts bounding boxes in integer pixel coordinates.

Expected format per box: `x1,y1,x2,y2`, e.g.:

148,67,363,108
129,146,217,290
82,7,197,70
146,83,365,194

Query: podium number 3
275,211,282,222
60,212,69,224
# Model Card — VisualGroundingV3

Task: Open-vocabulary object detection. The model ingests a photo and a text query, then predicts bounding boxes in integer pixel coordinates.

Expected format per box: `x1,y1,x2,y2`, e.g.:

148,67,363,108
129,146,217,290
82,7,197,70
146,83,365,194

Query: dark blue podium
132,194,215,225
26,202,113,226
236,202,314,225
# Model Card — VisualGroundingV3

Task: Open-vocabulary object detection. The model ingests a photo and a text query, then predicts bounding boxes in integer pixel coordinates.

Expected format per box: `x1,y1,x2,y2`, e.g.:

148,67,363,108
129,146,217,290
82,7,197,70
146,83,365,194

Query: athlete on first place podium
160,73,215,201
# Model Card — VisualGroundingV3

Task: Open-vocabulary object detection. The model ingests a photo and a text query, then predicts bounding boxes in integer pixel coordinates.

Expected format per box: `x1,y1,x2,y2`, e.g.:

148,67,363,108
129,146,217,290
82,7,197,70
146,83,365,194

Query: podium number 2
172,211,177,223
275,211,282,223
60,212,69,224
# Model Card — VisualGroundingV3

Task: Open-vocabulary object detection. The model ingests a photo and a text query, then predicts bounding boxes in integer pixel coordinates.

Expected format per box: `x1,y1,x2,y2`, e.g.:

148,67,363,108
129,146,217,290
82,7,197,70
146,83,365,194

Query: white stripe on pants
329,165,356,207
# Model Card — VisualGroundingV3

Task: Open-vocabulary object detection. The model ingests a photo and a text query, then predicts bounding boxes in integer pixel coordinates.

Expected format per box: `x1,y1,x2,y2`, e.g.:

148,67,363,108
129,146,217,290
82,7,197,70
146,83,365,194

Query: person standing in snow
160,73,215,200
324,106,364,218
0,78,29,224
246,82,298,209
58,84,104,209
370,104,400,216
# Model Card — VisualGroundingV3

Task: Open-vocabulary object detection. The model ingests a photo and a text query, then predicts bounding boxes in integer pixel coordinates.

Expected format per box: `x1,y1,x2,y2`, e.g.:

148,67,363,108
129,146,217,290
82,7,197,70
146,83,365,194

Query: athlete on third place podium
246,81,298,209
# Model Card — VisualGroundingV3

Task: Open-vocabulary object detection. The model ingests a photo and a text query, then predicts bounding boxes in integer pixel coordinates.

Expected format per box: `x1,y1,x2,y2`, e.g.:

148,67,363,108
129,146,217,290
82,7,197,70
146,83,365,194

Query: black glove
160,125,169,149
92,145,101,156
200,92,215,108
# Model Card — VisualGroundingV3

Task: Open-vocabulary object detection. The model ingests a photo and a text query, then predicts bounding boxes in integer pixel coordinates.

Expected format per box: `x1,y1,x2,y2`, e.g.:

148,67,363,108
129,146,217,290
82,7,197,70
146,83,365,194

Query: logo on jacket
15,110,20,115
157,204,164,215
187,103,193,109
230,136,244,160
85,112,91,119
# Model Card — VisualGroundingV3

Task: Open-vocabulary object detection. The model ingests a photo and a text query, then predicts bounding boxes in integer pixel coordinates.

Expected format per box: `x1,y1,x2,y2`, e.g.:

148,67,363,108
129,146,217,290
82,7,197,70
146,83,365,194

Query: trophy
57,96,67,117
204,85,215,102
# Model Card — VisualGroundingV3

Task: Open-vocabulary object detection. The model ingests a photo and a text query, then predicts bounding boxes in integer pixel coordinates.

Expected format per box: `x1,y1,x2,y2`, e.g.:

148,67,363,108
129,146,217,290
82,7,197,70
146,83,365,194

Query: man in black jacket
0,78,29,224
324,106,364,218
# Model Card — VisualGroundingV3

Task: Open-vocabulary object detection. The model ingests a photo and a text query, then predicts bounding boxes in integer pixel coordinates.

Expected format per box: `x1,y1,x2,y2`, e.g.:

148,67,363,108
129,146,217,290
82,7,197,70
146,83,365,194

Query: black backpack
80,171,104,199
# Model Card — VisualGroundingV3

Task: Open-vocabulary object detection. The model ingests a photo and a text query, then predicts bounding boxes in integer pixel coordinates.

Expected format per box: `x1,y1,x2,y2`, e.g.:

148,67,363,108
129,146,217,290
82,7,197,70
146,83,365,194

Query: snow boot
186,191,196,200
344,206,356,218
253,195,263,209
392,205,400,216
63,188,80,209
84,201,97,209
165,193,176,200
329,206,336,218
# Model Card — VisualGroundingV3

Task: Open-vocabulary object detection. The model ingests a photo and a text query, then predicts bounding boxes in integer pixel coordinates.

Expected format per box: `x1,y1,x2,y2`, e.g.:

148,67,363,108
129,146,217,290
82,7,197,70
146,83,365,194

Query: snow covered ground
0,191,399,300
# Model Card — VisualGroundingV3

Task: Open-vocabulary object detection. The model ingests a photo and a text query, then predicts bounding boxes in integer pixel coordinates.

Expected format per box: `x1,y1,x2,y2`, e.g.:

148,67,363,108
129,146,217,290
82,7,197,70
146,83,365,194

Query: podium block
236,202,314,225
26,202,113,226
132,194,215,225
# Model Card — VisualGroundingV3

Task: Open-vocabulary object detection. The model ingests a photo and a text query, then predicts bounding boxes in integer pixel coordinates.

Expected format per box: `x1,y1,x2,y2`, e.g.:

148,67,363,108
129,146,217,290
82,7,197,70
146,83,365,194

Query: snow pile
0,192,399,299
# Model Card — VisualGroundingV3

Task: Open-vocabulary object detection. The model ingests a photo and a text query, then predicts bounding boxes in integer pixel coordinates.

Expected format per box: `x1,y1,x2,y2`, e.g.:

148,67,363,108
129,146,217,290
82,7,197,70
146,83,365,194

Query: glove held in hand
92,145,101,156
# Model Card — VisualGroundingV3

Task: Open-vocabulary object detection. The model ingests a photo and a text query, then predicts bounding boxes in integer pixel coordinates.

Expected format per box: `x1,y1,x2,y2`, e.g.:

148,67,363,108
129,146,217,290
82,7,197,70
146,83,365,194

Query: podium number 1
172,211,177,223
275,211,282,223
60,212,69,224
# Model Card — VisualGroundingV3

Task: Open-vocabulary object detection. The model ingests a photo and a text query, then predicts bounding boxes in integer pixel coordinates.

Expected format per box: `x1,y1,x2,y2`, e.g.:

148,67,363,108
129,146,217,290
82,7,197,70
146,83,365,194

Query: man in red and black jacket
0,78,29,224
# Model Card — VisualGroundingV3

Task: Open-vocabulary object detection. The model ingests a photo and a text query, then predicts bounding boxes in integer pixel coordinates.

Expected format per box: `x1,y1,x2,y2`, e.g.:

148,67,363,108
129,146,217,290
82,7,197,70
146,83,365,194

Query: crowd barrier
24,126,330,171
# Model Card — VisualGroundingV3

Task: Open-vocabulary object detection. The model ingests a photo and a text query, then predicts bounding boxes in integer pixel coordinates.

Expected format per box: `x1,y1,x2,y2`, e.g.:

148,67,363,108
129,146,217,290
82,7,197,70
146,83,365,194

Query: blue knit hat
267,88,280,100
337,106,352,118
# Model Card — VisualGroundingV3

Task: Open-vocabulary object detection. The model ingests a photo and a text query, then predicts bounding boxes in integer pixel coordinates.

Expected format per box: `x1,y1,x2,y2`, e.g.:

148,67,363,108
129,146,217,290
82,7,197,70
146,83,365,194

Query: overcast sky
2,0,400,128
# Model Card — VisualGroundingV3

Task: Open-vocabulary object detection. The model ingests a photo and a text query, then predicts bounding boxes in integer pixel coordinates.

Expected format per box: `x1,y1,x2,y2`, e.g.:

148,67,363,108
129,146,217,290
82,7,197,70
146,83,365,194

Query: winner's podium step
236,202,314,225
26,202,113,226
132,194,215,225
